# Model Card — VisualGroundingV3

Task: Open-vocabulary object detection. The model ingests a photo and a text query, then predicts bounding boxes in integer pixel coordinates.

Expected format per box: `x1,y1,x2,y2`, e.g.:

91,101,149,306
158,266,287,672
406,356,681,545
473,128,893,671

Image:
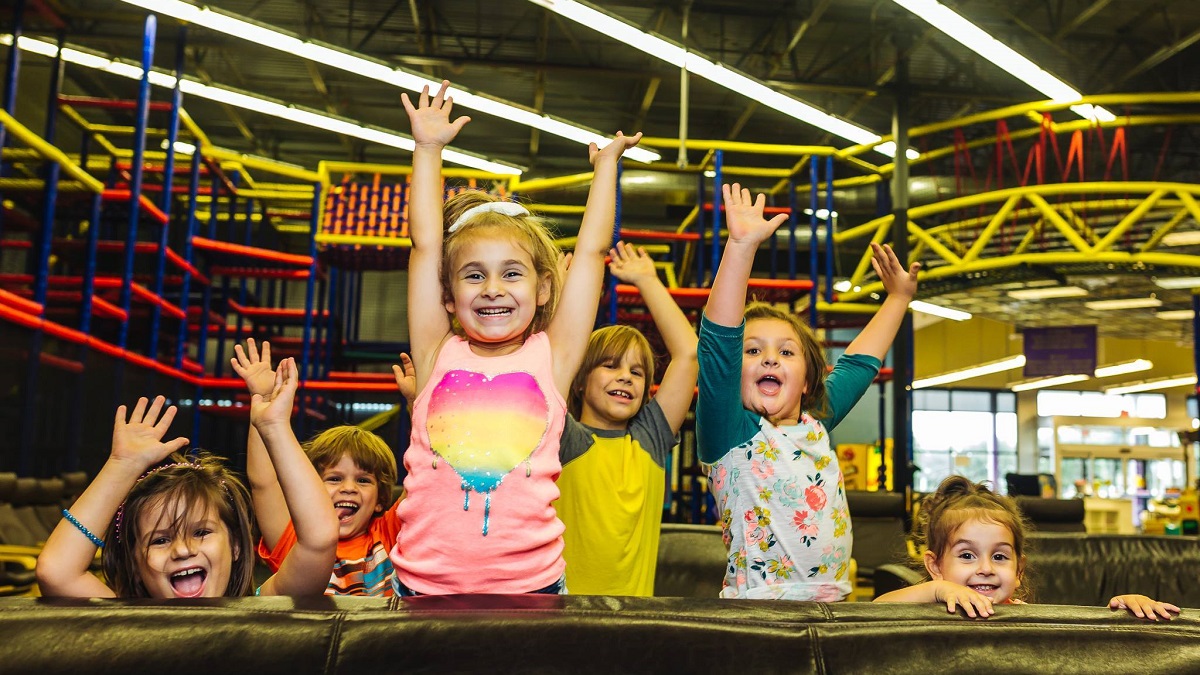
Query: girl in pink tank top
389,80,643,594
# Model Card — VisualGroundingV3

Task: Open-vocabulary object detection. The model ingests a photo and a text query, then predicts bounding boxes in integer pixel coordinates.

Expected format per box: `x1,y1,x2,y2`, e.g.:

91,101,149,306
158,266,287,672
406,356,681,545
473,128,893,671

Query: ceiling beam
1053,0,1113,40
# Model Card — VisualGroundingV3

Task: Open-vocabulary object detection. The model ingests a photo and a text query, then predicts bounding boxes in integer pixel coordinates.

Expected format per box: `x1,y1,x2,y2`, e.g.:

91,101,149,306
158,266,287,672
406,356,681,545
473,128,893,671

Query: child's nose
170,537,195,559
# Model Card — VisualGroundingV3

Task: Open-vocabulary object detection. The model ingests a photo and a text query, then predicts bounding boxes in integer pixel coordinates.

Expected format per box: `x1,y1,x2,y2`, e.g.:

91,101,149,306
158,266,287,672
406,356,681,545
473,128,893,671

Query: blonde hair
744,302,829,419
441,190,563,337
569,325,656,419
917,475,1031,601
305,426,398,508
103,452,254,598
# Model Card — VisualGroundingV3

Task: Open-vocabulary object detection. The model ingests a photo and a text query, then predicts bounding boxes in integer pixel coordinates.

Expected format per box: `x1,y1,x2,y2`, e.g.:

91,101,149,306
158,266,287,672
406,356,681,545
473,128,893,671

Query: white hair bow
448,201,531,234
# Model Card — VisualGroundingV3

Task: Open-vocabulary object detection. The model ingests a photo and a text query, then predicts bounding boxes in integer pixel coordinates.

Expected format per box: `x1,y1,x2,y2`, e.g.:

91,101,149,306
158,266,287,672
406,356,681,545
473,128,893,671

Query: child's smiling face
445,231,551,355
579,346,648,430
741,318,808,426
136,499,236,599
925,518,1024,603
322,454,382,540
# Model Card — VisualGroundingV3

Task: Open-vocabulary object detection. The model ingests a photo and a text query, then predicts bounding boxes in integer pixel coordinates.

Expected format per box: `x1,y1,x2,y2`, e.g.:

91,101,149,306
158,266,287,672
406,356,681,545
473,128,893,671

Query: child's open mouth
476,308,511,317
169,567,207,597
969,584,998,595
335,501,360,523
756,375,781,395
607,389,633,400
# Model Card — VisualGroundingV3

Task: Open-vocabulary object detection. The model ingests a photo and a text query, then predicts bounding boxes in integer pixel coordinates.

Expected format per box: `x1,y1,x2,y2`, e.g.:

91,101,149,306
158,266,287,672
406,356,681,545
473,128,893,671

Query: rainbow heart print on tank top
426,369,550,535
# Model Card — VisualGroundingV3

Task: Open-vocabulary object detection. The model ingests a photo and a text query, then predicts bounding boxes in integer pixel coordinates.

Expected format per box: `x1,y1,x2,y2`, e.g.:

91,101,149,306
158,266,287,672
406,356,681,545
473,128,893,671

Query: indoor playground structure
2,12,1199,527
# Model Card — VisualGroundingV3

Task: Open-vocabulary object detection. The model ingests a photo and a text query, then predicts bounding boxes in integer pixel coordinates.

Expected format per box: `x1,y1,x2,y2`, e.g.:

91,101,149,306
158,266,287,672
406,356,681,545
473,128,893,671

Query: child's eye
357,477,375,485
993,553,1010,562
780,349,795,357
631,369,644,378
194,529,212,538
957,552,975,561
150,536,170,546
324,476,341,483
745,348,760,356
504,270,523,278
464,272,484,281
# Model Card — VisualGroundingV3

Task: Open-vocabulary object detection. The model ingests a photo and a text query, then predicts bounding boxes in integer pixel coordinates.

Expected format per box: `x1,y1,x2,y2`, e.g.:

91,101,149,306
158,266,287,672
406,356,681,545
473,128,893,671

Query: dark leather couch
877,533,1200,606
2,595,1197,674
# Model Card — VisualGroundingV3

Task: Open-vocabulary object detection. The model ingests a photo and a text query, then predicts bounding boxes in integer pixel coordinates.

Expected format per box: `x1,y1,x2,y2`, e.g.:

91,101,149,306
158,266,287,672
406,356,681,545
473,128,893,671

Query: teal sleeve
696,314,761,464
823,352,882,430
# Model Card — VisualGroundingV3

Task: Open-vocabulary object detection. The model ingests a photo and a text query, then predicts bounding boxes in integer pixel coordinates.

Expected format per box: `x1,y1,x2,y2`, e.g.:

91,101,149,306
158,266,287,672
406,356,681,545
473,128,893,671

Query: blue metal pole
298,182,321,433
808,155,819,327
710,150,723,285
0,0,27,237
695,172,706,287
606,159,622,325
824,155,835,304
175,150,202,369
118,14,157,350
150,28,186,362
788,178,797,280
193,178,221,438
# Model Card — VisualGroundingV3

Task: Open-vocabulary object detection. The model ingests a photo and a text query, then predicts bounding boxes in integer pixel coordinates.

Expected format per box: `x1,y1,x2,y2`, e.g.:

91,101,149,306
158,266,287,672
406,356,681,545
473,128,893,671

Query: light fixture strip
1009,374,1090,392
888,0,1115,122
909,300,971,321
525,0,914,158
1093,359,1153,378
115,0,660,164
1104,375,1198,395
912,355,1026,389
1,34,521,175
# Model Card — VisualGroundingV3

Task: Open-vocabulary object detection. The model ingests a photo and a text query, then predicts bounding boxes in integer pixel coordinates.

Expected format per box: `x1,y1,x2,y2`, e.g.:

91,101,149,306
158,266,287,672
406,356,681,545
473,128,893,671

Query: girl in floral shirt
696,183,919,600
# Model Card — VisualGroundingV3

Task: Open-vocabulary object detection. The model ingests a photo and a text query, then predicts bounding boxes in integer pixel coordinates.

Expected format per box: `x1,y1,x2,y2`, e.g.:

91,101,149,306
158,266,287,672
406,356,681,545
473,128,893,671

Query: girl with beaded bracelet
37,359,338,598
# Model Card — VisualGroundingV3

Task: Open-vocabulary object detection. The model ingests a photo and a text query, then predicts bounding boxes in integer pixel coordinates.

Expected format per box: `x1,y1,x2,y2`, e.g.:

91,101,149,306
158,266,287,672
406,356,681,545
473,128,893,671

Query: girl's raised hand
251,357,299,431
589,131,643,167
870,242,920,301
723,183,788,247
231,338,275,397
608,241,657,285
1109,594,1181,621
111,396,189,469
401,79,471,149
392,352,417,402
932,580,995,618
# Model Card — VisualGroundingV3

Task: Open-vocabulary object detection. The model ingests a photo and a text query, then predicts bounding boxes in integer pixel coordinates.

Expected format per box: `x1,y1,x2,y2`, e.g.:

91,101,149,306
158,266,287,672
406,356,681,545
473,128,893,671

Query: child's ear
923,550,944,580
536,272,552,307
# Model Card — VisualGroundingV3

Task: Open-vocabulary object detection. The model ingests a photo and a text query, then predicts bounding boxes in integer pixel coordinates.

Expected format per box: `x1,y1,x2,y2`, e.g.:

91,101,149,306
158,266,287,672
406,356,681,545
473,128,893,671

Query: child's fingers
767,213,788,230
246,338,259,363
722,183,734,205
145,396,166,425
164,437,189,454
947,597,963,616
432,79,450,105
114,404,127,428
400,92,415,113
129,397,149,424
261,340,271,365
152,405,178,436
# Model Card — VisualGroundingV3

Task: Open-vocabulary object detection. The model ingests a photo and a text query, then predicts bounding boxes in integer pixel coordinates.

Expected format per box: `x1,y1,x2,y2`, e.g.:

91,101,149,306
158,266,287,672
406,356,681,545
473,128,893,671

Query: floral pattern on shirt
706,412,854,601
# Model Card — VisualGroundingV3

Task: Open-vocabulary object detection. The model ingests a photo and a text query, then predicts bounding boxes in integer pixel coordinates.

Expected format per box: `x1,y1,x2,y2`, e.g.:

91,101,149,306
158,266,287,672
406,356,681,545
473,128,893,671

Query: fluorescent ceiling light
1161,231,1200,247
1156,309,1195,320
1094,359,1153,378
160,139,196,155
1007,286,1088,300
909,300,971,321
526,0,915,159
888,0,1114,122
1104,374,1197,395
1154,277,1200,289
1009,374,1090,392
1,34,521,175
115,0,659,164
1084,297,1162,310
912,354,1026,389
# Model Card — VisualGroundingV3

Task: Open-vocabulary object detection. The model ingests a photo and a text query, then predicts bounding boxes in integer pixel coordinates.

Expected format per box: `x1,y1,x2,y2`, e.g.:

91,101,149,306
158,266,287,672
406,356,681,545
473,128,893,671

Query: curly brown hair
915,475,1031,601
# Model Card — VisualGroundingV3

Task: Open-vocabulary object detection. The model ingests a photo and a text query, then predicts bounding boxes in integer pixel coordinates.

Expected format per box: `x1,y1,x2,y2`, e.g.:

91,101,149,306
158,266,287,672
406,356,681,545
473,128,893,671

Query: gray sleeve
559,413,597,466
628,399,677,469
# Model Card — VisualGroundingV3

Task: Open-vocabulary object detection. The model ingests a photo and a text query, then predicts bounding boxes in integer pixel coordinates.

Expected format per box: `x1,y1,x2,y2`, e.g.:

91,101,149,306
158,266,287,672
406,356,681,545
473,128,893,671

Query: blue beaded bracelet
61,508,104,548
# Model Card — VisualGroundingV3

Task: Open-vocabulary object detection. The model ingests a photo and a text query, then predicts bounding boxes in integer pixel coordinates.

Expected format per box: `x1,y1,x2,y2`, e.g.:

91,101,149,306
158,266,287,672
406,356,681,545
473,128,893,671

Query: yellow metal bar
910,239,927,262
832,151,883,175
1178,192,1200,227
1012,218,1044,256
555,236,579,250
962,195,1020,263
511,171,593,193
908,221,962,265
0,111,103,193
656,261,678,289
179,109,212,148
315,233,412,248
532,204,587,215
1059,206,1095,245
1026,193,1092,253
206,147,319,182
0,178,89,192
1093,189,1166,252
273,224,312,234
195,211,264,222
318,159,510,182
1140,208,1190,253
848,220,893,287
817,302,880,314
676,205,699,234
637,136,837,156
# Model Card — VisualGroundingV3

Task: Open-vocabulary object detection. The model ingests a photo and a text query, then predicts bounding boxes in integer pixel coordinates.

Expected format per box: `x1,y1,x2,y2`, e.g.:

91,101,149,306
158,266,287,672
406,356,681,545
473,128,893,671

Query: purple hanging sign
1023,325,1097,377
